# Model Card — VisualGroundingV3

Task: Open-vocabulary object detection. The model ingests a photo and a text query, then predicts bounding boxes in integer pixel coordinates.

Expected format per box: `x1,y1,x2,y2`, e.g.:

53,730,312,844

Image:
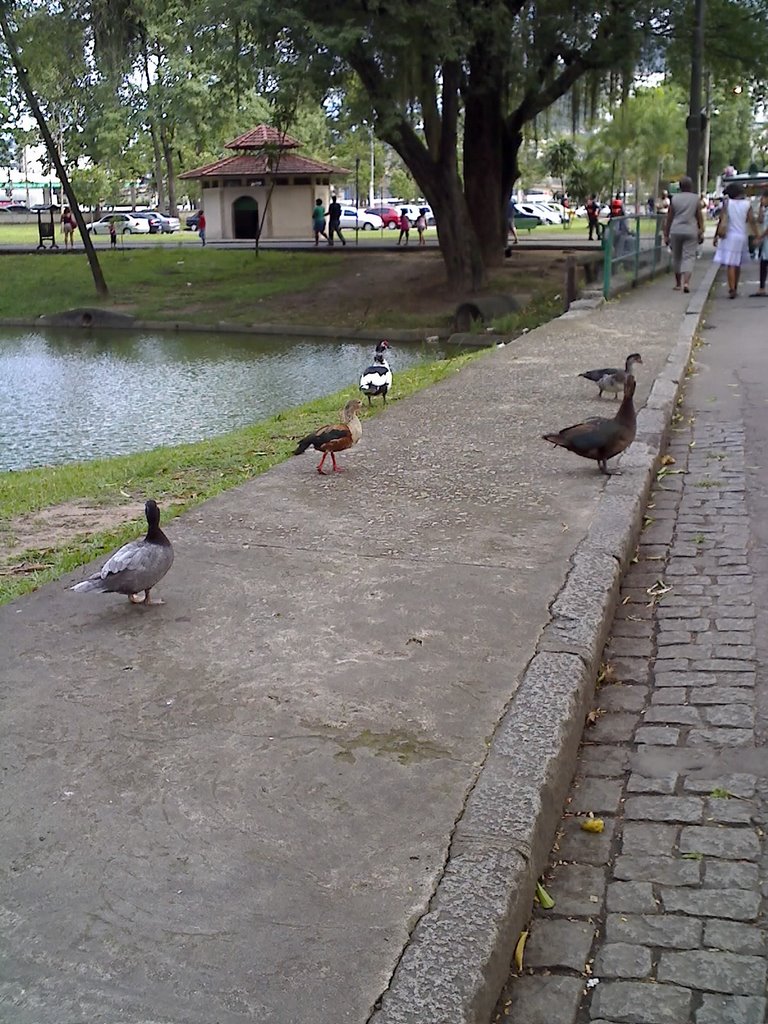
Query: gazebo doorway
233,196,259,239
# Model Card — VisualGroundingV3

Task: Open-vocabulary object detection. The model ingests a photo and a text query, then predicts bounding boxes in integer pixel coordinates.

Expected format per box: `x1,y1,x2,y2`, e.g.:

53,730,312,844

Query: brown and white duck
293,398,363,474
542,374,637,475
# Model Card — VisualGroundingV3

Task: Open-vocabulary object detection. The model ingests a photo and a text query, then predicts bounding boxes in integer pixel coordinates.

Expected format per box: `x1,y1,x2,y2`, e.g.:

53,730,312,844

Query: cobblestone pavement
492,293,768,1023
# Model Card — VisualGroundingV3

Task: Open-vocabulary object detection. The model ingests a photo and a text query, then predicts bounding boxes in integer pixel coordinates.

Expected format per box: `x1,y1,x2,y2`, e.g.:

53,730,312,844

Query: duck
293,398,363,474
359,352,393,405
579,352,642,399
542,374,636,475
70,499,174,605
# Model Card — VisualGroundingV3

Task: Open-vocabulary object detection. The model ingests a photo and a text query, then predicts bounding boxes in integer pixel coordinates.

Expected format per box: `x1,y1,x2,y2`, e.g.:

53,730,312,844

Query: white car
540,202,569,222
88,213,151,235
338,207,383,230
574,204,611,219
516,201,562,225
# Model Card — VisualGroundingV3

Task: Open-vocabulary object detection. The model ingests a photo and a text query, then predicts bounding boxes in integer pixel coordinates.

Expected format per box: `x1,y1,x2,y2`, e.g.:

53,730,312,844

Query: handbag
715,201,728,240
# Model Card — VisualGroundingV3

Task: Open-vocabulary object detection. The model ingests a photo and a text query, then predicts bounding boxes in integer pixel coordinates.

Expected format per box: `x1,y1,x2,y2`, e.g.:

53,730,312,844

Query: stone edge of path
368,262,720,1024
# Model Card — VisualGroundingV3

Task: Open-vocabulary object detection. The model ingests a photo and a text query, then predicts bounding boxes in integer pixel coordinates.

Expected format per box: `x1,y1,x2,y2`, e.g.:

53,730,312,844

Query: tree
235,0,667,290
0,1,109,297
544,138,578,197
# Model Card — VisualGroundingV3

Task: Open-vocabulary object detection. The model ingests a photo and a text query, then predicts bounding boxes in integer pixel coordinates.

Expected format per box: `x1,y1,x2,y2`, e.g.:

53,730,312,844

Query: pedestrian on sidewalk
312,198,327,246
60,207,75,250
327,195,345,247
415,208,427,246
197,211,206,246
713,181,759,298
663,175,704,293
586,194,602,241
507,197,519,246
109,220,117,249
751,188,768,297
397,209,411,245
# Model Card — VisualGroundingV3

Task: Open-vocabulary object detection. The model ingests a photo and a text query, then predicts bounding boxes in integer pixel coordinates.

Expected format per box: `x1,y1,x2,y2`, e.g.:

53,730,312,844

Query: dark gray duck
70,499,174,605
579,352,642,399
542,374,637,475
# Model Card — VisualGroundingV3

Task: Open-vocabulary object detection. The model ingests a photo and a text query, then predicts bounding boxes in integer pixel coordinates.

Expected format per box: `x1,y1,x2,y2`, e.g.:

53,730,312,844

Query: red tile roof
225,124,302,150
179,152,349,180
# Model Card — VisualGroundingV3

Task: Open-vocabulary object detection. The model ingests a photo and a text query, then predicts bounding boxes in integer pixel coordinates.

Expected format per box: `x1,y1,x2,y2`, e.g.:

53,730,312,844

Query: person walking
197,211,206,246
327,195,345,246
109,220,117,249
312,198,327,246
415,208,427,246
662,174,704,293
713,182,759,298
750,189,768,297
397,209,411,245
60,206,75,250
586,195,602,241
507,198,519,246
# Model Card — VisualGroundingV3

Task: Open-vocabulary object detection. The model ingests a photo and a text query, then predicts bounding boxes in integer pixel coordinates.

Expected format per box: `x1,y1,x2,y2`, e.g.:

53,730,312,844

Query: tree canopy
0,0,766,291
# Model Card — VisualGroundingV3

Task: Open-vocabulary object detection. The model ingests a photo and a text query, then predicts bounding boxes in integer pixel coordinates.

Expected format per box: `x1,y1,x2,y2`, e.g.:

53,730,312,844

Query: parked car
132,211,164,234
185,211,202,230
338,207,383,230
148,211,180,233
510,203,542,226
88,213,151,235
574,204,611,219
365,205,402,229
0,204,32,214
29,203,60,213
516,201,561,225
132,210,180,234
398,204,435,226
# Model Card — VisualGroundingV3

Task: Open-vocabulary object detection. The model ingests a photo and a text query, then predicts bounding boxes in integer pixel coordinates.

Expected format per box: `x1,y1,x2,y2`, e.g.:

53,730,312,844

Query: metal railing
602,214,670,298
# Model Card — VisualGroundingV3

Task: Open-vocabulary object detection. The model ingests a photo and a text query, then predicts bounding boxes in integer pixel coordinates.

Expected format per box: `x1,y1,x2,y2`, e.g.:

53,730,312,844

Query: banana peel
513,929,528,971
580,817,605,833
535,881,555,909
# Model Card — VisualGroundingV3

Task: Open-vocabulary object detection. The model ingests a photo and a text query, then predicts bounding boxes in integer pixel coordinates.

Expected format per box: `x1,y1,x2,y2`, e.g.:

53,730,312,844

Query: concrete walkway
0,264,706,1023
494,266,768,1024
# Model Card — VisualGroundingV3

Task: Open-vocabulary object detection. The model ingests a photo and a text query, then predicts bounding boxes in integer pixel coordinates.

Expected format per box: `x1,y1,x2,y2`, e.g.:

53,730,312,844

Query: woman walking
714,182,759,299
663,175,704,293
312,198,327,246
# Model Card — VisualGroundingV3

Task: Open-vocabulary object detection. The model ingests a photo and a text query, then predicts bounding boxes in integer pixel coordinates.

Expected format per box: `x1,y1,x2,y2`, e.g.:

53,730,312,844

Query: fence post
602,222,613,299
633,216,641,286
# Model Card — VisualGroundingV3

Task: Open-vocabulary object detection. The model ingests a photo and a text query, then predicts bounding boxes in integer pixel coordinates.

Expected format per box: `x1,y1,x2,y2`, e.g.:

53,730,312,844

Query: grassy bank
0,248,342,323
0,351,482,606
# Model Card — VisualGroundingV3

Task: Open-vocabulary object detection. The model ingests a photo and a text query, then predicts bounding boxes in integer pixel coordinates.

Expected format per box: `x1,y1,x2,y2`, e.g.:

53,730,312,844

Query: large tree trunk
463,80,508,267
160,126,176,214
149,124,166,212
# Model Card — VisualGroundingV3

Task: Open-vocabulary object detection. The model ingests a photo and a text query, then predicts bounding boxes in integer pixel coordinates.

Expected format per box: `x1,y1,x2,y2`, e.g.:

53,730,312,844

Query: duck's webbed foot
143,589,164,605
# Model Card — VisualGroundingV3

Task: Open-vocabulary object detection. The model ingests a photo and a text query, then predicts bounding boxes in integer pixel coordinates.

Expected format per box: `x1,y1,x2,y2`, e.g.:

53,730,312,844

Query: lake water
0,329,451,472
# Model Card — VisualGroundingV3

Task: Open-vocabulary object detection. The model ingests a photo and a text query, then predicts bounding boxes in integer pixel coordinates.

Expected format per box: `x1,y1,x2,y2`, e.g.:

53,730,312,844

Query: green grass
0,349,481,606
0,248,341,322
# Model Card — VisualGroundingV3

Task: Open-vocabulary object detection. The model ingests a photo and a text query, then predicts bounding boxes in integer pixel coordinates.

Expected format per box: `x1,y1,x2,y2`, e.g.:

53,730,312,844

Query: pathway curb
369,262,719,1024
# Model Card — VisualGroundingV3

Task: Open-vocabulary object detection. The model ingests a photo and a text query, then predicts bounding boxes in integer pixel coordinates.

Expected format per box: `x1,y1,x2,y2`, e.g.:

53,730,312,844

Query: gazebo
179,126,349,241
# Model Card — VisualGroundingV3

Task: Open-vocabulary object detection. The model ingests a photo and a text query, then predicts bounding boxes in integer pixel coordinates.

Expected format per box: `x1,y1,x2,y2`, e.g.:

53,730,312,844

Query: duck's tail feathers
579,370,601,382
542,432,565,447
293,434,317,456
70,577,107,593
